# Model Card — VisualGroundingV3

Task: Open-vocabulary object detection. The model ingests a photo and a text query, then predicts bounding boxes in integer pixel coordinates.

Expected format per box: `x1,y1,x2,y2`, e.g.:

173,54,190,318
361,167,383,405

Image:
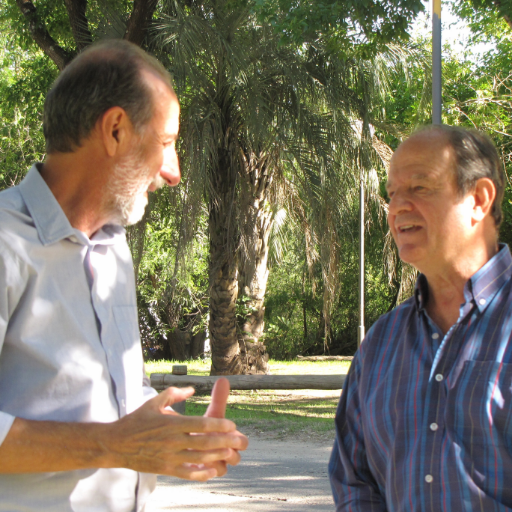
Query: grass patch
186,390,340,441
146,358,211,376
145,358,351,376
145,358,348,442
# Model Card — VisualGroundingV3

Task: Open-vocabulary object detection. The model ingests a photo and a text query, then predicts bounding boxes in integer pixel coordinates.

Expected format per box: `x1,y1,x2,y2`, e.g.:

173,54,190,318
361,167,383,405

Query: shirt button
425,474,433,483
69,236,78,243
435,374,443,382
430,423,438,431
432,333,439,340
479,298,486,306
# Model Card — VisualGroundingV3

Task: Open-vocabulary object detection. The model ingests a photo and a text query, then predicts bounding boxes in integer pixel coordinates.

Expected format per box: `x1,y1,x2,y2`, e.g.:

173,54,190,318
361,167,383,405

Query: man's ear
472,177,496,223
97,106,133,158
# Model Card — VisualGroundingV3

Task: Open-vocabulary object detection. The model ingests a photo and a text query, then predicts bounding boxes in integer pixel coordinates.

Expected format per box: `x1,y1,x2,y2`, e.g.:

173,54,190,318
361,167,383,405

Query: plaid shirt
330,244,512,511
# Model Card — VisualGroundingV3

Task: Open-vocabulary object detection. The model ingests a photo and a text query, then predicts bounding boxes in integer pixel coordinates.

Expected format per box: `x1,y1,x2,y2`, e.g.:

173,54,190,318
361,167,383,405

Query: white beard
106,150,158,226
121,192,149,226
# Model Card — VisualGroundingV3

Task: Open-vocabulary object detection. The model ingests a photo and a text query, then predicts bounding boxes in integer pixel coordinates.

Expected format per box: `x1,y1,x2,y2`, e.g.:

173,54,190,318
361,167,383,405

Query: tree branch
64,0,93,51
124,0,159,46
16,0,75,70
503,14,512,30
493,0,512,29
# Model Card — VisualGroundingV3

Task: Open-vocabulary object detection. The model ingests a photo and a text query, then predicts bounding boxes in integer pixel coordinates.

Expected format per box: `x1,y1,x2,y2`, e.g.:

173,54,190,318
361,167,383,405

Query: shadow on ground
146,437,335,512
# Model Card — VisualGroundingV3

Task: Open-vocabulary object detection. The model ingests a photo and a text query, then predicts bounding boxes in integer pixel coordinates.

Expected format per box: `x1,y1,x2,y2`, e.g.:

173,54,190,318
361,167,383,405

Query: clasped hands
110,377,248,481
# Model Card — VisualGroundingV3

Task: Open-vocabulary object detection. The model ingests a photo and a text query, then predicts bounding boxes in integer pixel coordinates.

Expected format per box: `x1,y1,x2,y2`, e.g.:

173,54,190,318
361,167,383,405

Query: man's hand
0,378,248,480
106,381,248,480
203,377,248,474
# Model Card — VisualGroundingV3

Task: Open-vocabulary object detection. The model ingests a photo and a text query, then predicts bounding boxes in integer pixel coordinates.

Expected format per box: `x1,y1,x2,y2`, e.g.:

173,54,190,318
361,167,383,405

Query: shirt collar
414,274,429,312
414,244,512,314
466,243,512,314
19,164,126,247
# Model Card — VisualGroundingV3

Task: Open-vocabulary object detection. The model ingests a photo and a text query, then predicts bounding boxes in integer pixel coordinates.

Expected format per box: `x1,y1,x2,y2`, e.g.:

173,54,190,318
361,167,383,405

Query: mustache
150,174,166,191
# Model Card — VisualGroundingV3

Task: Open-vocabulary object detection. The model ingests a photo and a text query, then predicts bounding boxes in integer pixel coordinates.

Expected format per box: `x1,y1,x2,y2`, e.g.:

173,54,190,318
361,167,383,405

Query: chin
124,195,149,226
398,247,423,269
111,193,148,227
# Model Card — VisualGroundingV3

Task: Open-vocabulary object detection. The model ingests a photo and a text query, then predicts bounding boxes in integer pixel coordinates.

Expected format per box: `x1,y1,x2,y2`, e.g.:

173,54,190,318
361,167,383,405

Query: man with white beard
0,39,247,512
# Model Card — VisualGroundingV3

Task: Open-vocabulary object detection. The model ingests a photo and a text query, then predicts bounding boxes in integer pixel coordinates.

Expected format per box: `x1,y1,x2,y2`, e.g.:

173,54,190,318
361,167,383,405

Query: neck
40,150,112,237
424,239,498,333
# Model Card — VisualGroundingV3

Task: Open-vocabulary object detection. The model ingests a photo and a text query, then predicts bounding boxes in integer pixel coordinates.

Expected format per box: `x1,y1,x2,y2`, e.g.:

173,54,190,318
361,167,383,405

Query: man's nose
388,192,412,215
160,150,181,187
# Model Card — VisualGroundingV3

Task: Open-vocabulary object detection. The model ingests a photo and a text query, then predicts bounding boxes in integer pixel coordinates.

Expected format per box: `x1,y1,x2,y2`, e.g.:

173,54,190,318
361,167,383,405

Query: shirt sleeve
0,241,28,447
142,364,158,403
328,353,387,511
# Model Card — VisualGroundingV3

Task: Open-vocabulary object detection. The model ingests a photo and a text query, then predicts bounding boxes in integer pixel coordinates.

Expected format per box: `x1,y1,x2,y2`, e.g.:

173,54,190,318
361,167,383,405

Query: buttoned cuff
0,411,15,446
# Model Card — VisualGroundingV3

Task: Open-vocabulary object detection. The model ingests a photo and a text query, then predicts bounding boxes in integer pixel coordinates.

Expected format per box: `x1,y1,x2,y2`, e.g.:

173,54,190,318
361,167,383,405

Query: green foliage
133,186,210,355
0,19,56,190
453,0,512,38
425,7,512,249
9,0,512,366
263,204,396,358
252,0,424,55
374,38,432,137
145,357,348,438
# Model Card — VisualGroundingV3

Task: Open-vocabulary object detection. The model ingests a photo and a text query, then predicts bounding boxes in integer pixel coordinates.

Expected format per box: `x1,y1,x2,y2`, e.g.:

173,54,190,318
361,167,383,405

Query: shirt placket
86,245,126,417
421,300,475,512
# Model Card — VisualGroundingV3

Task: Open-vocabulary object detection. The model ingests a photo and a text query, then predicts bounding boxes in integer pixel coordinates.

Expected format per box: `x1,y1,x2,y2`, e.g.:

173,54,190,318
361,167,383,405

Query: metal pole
358,176,365,347
432,0,442,124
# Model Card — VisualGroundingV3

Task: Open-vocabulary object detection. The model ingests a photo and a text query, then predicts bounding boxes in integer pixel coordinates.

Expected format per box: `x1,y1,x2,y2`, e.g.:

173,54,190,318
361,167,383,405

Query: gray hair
43,39,174,153
415,125,505,227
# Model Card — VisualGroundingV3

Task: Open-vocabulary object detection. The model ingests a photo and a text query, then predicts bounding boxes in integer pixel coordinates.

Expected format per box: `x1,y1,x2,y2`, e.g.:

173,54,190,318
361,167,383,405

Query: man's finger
154,386,196,412
205,377,230,418
174,447,234,465
174,464,218,481
177,461,228,480
223,448,242,466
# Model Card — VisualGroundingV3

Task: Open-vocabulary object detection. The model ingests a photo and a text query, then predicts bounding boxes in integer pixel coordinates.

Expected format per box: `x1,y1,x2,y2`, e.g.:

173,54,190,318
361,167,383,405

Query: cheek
387,214,397,238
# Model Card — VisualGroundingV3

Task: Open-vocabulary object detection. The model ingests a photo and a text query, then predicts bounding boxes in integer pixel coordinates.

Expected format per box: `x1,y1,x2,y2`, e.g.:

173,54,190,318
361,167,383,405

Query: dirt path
146,436,335,512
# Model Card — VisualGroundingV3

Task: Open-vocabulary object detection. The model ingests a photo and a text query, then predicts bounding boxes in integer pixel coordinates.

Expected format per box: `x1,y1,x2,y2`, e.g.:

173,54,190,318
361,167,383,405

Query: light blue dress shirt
0,166,157,511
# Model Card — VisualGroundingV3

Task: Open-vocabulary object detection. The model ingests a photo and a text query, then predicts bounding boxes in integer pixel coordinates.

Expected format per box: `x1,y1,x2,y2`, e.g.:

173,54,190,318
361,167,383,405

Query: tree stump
240,340,270,375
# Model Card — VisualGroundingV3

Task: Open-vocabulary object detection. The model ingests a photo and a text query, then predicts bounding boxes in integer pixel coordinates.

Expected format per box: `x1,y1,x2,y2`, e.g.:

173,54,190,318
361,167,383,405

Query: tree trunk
151,374,347,392
16,0,74,70
237,155,272,374
64,0,93,50
209,144,243,375
167,329,191,361
17,0,159,70
190,331,206,358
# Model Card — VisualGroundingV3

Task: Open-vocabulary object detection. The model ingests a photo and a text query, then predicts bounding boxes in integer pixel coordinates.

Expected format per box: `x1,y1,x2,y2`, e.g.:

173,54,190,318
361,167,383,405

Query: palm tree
152,0,420,373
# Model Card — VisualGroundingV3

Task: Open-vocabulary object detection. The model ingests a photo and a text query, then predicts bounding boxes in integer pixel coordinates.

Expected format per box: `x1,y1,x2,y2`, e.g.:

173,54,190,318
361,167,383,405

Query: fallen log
150,373,346,392
297,355,353,361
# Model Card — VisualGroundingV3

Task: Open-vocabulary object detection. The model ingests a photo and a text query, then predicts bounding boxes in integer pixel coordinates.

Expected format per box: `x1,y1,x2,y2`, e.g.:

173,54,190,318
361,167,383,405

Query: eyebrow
385,173,434,191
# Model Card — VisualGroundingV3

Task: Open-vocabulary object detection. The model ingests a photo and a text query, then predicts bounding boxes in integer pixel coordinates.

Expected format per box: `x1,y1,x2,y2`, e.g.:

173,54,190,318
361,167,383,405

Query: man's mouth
398,224,420,233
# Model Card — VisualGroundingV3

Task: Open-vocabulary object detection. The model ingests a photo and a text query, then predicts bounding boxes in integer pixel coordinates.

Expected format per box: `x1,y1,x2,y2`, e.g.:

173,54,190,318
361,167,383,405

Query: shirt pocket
446,360,512,449
446,360,512,506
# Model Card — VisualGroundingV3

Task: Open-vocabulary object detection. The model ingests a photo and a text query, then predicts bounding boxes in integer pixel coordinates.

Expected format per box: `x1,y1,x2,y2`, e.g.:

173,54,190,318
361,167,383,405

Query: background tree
11,0,158,69
454,0,512,29
151,0,425,373
8,0,509,368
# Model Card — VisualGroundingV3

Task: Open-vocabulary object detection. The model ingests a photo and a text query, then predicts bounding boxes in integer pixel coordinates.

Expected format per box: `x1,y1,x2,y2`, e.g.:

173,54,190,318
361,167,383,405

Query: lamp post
433,0,442,124
358,174,365,347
